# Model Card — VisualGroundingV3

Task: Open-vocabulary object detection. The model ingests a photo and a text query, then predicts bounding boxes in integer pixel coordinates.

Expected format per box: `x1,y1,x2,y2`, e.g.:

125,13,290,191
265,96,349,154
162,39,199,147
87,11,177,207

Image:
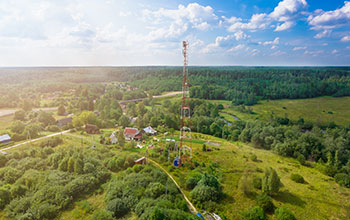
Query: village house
124,127,139,140
134,157,146,165
85,124,100,134
0,134,11,144
143,126,157,135
57,117,73,127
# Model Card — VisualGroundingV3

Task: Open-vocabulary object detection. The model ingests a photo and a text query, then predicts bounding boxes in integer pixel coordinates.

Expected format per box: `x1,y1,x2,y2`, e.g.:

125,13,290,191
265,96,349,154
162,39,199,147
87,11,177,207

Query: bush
145,182,166,198
89,209,114,220
334,173,350,187
190,184,219,205
250,154,258,162
290,173,305,183
46,125,60,132
107,198,129,218
274,207,296,220
253,177,262,190
256,193,274,213
296,154,306,166
242,206,267,220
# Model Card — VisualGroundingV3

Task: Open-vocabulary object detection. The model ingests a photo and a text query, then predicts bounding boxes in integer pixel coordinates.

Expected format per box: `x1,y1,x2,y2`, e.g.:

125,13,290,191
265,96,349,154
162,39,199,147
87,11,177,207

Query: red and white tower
179,41,192,166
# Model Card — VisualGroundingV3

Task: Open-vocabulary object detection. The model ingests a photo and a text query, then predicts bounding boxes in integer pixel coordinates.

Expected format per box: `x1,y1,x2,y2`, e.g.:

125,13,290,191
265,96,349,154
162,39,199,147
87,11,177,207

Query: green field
215,96,350,126
151,133,350,220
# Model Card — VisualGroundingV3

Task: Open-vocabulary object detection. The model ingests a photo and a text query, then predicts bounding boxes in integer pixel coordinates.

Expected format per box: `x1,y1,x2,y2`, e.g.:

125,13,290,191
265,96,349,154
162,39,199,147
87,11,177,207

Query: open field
152,132,350,220
214,96,350,126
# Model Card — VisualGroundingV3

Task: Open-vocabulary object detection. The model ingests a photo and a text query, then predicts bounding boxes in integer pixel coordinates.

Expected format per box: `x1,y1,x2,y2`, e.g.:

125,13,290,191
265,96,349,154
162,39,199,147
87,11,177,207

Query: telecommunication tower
178,40,192,167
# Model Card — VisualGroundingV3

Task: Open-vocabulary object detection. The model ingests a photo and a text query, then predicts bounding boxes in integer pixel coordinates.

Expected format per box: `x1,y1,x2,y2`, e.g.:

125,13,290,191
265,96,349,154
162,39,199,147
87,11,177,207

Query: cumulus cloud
224,0,307,32
143,3,218,39
259,37,280,45
314,30,332,39
308,1,350,30
341,35,350,42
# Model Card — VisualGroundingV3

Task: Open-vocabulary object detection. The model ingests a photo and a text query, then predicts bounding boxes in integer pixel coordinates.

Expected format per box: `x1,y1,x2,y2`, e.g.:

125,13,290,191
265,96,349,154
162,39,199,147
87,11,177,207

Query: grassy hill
150,132,350,220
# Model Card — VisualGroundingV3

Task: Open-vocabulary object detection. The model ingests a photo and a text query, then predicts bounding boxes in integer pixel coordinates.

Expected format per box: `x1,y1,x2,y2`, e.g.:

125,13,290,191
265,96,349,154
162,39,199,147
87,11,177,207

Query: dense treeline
128,67,350,105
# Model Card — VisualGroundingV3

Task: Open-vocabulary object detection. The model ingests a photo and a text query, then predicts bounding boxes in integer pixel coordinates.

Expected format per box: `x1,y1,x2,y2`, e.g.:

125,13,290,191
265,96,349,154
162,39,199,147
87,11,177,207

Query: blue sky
0,0,349,66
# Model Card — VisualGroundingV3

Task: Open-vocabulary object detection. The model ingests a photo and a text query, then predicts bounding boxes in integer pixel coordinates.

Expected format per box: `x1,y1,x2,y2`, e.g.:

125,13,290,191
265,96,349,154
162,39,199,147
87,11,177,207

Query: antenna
179,41,192,167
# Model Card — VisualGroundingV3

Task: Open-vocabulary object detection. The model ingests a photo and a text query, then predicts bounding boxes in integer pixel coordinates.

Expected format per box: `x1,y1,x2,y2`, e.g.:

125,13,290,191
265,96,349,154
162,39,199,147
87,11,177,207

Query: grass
213,96,350,126
152,133,350,220
0,114,13,134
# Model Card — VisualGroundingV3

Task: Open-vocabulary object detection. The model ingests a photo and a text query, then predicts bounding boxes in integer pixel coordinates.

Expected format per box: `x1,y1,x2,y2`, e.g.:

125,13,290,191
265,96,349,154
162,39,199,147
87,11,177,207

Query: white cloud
293,46,307,51
271,50,287,56
271,45,278,49
314,29,332,39
234,30,248,40
228,44,245,52
332,49,338,54
341,36,350,42
304,50,323,56
308,1,350,30
143,3,218,34
270,0,307,31
259,37,280,45
224,0,307,32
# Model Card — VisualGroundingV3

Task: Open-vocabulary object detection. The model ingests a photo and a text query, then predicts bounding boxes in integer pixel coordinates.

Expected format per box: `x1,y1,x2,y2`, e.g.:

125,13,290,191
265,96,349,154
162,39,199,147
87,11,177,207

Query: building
124,127,139,140
0,134,11,144
110,132,118,144
134,130,144,141
85,124,100,134
143,126,157,135
57,117,73,127
134,157,146,165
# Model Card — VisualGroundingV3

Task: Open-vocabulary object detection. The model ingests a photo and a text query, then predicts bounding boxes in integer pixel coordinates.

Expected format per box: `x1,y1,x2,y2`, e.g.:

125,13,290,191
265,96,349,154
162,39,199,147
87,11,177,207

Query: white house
143,126,157,135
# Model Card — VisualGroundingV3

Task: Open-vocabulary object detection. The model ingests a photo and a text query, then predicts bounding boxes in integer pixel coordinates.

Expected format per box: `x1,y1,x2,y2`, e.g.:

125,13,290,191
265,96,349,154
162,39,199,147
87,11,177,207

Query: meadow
215,96,350,126
151,132,350,220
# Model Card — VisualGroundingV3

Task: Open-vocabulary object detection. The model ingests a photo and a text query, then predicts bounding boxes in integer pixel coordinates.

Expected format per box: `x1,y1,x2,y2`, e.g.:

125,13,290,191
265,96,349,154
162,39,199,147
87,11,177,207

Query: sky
0,0,349,66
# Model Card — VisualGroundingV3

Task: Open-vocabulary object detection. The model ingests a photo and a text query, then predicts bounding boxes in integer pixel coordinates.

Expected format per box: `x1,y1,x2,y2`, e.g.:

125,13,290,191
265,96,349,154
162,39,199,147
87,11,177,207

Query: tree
22,99,32,112
119,115,130,128
262,167,281,195
274,207,296,220
256,193,274,213
107,198,129,218
242,206,267,220
38,111,56,127
10,121,25,134
58,105,66,116
150,207,165,220
68,157,75,173
117,130,125,146
74,158,84,174
14,110,26,121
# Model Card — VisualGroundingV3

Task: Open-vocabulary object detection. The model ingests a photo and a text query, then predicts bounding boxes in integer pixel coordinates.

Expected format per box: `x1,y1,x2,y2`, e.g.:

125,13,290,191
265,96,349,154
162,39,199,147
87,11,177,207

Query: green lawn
213,96,350,126
152,133,350,220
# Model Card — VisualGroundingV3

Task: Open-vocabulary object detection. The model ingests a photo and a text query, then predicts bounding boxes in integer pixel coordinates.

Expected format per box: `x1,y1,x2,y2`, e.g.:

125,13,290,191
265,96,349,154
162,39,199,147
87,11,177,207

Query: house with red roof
123,127,139,141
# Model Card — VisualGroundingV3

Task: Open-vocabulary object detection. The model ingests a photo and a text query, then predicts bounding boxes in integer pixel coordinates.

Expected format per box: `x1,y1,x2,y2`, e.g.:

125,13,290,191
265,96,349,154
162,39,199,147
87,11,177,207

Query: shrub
253,177,262,190
274,207,296,220
107,198,129,218
239,175,253,196
242,206,267,220
190,185,219,204
89,209,114,220
250,154,258,162
296,154,306,166
334,173,350,187
46,125,60,132
256,193,274,213
290,173,305,183
145,182,166,198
